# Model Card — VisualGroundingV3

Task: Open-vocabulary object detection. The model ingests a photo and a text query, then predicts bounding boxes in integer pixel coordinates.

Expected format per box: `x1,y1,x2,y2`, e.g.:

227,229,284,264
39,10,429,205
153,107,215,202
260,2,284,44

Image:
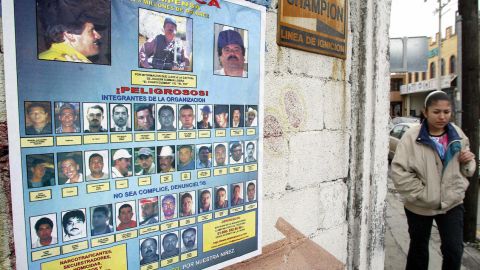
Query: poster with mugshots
3,0,265,269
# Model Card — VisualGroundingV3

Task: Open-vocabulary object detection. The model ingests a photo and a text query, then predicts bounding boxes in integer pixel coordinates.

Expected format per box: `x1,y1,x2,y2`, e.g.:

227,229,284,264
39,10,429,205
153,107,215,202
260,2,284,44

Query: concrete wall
0,0,392,269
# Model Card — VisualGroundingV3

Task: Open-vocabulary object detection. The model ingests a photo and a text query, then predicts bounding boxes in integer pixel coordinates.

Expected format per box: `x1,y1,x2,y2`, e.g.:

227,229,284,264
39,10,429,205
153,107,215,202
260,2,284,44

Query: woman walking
391,90,476,270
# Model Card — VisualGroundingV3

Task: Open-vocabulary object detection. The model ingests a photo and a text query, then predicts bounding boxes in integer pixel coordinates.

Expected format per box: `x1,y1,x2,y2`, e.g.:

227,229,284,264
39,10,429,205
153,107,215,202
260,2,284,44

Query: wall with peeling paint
0,0,391,269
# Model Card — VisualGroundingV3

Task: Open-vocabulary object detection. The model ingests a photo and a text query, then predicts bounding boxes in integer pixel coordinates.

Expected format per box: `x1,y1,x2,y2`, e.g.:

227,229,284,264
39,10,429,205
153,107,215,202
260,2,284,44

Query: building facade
392,26,458,118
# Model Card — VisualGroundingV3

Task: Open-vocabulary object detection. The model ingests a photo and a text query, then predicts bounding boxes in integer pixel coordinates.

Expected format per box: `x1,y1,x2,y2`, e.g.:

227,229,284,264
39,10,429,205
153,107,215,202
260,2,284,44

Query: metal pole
459,0,480,243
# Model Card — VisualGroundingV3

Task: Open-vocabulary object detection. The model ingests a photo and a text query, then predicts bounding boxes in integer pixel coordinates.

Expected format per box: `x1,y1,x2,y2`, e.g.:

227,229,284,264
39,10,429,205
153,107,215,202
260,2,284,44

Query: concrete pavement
384,173,480,270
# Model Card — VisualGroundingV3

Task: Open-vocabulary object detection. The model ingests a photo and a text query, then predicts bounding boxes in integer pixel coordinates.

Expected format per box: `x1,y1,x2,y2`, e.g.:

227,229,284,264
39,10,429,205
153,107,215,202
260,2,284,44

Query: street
384,169,480,269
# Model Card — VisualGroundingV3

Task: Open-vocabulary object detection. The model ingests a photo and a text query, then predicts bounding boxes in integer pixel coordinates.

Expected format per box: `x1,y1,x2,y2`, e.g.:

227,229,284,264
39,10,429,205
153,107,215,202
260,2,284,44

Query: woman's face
424,100,451,132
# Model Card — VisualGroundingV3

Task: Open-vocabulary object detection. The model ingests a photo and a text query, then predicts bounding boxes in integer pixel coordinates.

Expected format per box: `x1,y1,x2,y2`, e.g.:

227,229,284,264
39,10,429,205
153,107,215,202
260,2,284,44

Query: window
408,73,412,83
390,125,405,139
441,58,445,76
430,62,436,79
450,55,456,74
422,72,426,80
390,78,403,91
415,72,419,82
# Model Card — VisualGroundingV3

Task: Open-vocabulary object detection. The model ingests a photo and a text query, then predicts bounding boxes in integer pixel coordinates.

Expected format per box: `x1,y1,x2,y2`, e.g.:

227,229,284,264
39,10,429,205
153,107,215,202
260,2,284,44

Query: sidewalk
384,174,480,270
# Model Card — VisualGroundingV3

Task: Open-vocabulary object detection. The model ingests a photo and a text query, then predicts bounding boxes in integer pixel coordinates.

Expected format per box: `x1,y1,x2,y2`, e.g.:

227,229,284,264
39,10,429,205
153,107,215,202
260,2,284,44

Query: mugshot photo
213,142,228,167
178,104,196,130
160,231,180,260
157,104,177,131
177,145,195,171
83,103,108,133
214,24,248,77
215,185,229,210
85,150,109,181
181,227,197,253
214,105,229,129
244,140,257,163
246,180,257,203
115,201,137,231
198,188,212,213
134,147,156,176
54,102,81,134
111,148,133,178
197,105,213,129
229,141,244,164
26,153,55,189
231,183,244,206
57,151,84,185
179,191,196,217
157,145,176,173
230,105,244,128
196,144,212,169
134,103,156,131
245,105,258,127
90,204,114,236
36,0,111,65
139,197,159,226
30,213,58,248
110,103,132,132
140,236,160,265
61,208,87,242
160,194,177,221
24,101,52,135
139,9,192,71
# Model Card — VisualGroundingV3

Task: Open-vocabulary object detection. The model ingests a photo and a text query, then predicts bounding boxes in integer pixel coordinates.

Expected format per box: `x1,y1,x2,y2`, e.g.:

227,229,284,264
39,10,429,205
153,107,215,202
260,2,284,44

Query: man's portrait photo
197,105,213,129
54,102,81,134
181,227,197,253
83,103,107,133
215,186,228,209
229,141,244,164
161,194,177,221
246,180,257,202
179,191,195,217
157,104,176,131
196,144,212,169
213,142,228,167
26,154,55,189
139,197,159,226
30,213,58,248
134,147,156,176
140,237,159,265
115,201,137,231
178,104,195,130
157,145,176,173
214,105,229,129
57,151,83,185
139,9,192,71
245,140,257,163
177,145,195,171
111,148,133,178
36,0,111,64
90,204,114,236
61,209,87,242
85,150,109,181
161,232,180,260
198,188,212,213
24,101,52,135
230,105,244,128
134,104,155,131
231,183,244,206
245,105,258,127
214,24,248,77
110,103,132,132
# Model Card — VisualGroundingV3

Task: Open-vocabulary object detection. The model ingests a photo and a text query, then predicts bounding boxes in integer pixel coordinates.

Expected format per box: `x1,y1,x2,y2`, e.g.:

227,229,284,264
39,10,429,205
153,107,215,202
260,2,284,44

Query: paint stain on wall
283,90,304,129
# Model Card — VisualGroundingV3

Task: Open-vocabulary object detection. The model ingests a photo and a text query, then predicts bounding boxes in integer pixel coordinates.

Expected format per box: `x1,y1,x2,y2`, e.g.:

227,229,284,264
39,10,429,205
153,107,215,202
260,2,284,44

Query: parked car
388,122,420,161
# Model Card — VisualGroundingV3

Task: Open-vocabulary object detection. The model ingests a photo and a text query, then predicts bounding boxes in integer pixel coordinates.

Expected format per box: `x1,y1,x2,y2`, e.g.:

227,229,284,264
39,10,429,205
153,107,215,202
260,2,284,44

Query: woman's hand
459,149,475,164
